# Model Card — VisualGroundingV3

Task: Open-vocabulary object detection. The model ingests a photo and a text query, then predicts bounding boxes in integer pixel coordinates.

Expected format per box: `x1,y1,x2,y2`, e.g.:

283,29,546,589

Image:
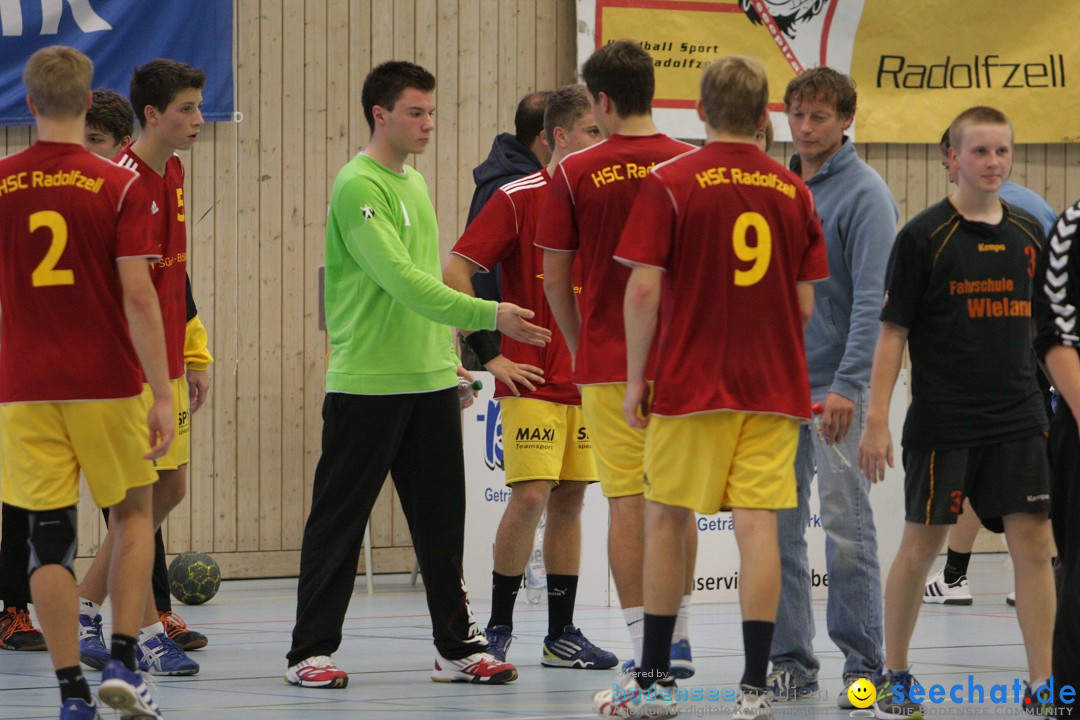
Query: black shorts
902,433,1050,532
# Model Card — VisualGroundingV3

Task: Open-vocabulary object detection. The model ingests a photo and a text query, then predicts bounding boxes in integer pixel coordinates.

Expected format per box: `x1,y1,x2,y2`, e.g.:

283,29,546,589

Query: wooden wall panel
6,1,1080,579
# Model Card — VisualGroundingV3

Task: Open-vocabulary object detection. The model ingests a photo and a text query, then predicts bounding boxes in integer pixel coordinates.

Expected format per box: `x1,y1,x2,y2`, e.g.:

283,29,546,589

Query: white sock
79,598,101,619
139,621,164,639
623,606,644,666
673,595,691,642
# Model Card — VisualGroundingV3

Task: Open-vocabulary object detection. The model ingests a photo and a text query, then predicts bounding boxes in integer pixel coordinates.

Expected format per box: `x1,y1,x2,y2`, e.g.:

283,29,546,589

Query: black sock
56,665,92,704
488,571,522,629
740,620,775,689
943,548,971,584
639,613,676,689
546,574,578,638
111,632,138,672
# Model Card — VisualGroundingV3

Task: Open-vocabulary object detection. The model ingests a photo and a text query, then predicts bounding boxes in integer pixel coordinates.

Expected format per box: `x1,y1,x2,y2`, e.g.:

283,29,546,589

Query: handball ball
168,552,221,605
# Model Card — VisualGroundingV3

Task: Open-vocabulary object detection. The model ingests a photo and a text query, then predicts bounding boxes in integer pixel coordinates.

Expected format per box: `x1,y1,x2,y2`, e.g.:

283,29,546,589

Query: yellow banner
578,0,1080,143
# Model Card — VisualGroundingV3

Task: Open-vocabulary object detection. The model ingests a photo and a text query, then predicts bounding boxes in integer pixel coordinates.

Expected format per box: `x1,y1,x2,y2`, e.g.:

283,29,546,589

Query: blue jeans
770,386,883,682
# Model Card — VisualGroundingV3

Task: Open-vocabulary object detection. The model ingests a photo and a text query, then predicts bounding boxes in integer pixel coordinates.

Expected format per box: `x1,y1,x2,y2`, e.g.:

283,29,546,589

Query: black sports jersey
882,197,1047,449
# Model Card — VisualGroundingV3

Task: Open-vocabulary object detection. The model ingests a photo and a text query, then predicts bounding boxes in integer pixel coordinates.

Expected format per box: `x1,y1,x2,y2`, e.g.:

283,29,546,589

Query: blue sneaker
767,665,820,700
77,614,110,671
137,632,199,676
99,660,163,719
59,698,100,720
1024,679,1058,717
541,624,618,669
668,638,695,679
483,625,513,662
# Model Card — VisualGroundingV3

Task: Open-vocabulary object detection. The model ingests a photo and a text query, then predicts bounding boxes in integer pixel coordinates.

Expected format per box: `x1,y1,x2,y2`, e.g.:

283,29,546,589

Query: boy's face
561,111,602,154
377,87,435,157
951,123,1012,195
151,87,204,151
786,94,851,166
83,125,127,159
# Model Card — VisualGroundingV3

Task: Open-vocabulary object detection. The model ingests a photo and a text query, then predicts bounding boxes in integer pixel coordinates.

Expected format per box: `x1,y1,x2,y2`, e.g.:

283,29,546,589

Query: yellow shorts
499,398,597,484
580,383,647,498
143,376,190,472
644,411,799,514
0,394,158,511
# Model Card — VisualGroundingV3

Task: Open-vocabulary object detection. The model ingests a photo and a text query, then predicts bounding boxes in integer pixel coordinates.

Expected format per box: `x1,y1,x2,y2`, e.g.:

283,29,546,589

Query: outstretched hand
495,302,552,347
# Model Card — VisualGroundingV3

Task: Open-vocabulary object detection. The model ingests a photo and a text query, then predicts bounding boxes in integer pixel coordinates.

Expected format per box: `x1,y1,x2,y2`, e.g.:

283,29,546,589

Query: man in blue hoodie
463,92,553,369
767,67,898,705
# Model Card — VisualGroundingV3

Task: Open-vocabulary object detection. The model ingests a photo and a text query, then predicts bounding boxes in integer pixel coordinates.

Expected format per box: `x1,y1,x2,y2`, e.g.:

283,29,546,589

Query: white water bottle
524,513,547,604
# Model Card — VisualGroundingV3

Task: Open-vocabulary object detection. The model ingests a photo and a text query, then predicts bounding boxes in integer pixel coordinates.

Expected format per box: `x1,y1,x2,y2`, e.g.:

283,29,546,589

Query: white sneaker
593,671,679,718
430,651,517,684
285,655,348,688
733,685,773,720
1006,591,1016,607
923,567,973,605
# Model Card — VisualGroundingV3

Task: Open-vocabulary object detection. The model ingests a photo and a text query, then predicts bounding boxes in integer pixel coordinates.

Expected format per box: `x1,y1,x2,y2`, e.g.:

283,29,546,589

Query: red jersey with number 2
0,141,158,402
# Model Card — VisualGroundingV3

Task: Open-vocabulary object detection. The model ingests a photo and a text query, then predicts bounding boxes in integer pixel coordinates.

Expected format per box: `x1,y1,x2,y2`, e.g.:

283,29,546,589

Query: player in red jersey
444,85,616,670
536,40,697,677
76,59,207,677
0,45,173,720
592,55,827,719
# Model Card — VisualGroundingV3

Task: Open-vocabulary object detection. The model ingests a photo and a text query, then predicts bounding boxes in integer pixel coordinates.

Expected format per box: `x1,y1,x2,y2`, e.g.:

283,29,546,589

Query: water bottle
458,377,483,406
524,513,547,604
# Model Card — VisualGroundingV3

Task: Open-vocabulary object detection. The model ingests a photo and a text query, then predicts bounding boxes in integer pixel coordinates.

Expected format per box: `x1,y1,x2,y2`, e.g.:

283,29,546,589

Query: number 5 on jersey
30,210,74,287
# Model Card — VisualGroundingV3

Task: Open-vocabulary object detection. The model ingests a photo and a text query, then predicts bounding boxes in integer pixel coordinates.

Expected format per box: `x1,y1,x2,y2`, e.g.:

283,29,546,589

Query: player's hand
495,302,552,347
145,396,175,460
187,368,211,413
484,355,544,397
819,392,854,444
623,377,651,429
856,419,893,483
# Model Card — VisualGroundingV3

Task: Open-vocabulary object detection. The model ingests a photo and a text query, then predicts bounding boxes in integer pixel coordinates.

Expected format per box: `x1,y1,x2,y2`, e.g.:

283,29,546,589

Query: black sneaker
1023,680,1058,718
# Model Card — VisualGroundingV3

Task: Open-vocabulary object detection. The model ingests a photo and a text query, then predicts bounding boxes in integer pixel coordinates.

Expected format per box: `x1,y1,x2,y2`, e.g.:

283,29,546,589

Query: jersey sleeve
335,175,497,332
613,173,676,270
535,164,578,252
880,224,928,329
115,178,160,260
451,189,520,271
1035,202,1080,357
798,192,830,282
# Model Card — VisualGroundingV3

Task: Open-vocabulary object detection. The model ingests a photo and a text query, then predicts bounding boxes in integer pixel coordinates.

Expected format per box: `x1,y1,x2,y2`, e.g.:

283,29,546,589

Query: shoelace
2,608,36,637
159,611,188,634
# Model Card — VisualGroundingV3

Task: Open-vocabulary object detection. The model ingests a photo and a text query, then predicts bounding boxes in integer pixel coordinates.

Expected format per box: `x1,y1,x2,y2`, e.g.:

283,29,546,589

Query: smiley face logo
847,678,876,709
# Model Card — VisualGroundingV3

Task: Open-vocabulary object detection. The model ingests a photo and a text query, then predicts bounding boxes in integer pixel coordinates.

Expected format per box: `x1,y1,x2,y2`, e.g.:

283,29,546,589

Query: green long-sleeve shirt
325,153,497,394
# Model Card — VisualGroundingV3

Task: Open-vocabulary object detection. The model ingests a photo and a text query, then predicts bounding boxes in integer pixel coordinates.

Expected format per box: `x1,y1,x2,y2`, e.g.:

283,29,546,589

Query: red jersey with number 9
615,142,829,419
114,148,187,380
0,141,159,402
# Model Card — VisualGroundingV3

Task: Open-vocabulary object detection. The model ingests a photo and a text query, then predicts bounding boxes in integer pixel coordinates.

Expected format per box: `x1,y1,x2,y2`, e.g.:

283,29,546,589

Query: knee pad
28,506,77,577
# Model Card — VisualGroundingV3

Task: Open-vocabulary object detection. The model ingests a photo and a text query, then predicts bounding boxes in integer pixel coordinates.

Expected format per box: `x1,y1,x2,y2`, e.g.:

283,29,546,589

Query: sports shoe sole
283,672,348,688
668,659,695,680
99,680,160,720
80,652,108,671
431,667,518,684
1,639,47,651
172,634,208,651
540,655,613,669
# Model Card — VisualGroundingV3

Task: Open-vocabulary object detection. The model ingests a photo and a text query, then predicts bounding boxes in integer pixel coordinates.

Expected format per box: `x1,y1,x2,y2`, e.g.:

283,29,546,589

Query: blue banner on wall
0,0,233,126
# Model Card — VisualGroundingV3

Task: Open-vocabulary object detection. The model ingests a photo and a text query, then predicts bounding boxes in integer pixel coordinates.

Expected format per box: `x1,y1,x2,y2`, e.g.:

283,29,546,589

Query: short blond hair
700,56,768,135
23,46,92,118
948,106,1014,151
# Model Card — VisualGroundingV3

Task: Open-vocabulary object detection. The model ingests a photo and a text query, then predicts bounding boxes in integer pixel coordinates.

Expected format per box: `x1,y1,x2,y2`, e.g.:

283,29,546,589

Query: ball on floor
168,552,221,605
